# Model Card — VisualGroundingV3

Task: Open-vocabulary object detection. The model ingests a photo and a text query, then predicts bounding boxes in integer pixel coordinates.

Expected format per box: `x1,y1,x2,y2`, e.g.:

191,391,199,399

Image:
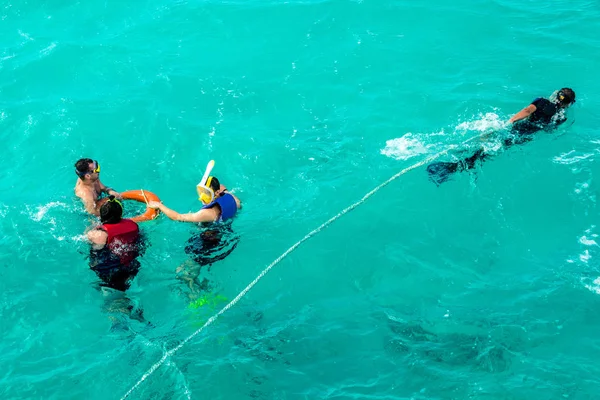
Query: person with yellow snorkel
148,161,241,296
147,160,241,224
74,158,121,216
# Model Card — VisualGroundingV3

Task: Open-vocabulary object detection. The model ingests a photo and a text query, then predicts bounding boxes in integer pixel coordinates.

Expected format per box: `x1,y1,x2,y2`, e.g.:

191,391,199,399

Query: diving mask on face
75,160,100,178
196,160,215,205
551,90,574,106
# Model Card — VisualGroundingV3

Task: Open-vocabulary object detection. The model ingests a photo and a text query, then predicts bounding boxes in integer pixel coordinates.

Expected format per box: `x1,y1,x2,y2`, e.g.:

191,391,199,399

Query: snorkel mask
551,90,575,106
197,160,215,205
75,160,100,178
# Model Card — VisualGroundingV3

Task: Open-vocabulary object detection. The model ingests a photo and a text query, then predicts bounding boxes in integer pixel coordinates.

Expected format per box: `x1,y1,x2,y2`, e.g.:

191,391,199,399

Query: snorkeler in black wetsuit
148,168,242,297
86,197,149,325
87,197,144,291
427,88,576,185
184,224,239,268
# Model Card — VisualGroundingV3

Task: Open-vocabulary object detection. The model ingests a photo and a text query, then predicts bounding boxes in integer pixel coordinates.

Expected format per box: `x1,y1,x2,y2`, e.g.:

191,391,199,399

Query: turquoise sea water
2,0,600,398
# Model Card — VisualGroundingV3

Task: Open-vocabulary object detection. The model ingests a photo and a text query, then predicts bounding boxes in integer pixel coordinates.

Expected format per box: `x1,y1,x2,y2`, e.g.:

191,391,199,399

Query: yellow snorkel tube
196,160,215,205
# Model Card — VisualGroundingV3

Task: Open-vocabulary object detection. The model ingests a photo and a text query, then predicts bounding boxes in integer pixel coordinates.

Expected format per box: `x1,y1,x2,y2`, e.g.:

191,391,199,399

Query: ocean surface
1,0,600,399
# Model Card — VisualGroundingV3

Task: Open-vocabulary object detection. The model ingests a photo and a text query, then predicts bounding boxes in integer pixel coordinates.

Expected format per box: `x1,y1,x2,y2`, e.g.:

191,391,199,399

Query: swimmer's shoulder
230,192,242,209
74,180,85,198
87,228,108,248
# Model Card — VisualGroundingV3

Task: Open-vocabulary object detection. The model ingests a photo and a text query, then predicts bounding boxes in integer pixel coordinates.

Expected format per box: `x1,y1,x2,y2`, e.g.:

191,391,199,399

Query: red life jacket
100,219,140,265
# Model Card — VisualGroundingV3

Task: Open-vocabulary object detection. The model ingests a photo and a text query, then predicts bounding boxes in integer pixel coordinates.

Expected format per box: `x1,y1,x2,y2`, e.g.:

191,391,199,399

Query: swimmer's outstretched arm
98,180,122,199
508,104,537,124
148,201,218,223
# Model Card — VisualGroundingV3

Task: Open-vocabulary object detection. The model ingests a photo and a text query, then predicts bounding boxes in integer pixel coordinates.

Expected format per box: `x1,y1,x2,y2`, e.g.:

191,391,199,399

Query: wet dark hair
75,158,93,177
208,176,220,193
558,88,576,106
100,196,123,224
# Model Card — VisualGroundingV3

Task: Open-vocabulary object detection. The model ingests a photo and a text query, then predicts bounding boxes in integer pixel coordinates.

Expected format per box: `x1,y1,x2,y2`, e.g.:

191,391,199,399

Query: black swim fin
427,148,488,186
427,161,461,185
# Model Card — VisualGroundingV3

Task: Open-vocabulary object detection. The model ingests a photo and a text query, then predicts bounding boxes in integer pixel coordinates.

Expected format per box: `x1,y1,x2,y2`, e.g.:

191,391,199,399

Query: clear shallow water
1,0,600,399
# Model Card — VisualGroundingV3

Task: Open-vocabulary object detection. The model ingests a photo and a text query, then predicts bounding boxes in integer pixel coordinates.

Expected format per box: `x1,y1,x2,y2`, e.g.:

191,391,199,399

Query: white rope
121,133,485,399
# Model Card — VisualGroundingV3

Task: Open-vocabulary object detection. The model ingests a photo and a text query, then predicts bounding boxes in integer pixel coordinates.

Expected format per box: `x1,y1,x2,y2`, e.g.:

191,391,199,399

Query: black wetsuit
184,223,239,268
89,231,145,292
427,97,567,185
90,249,141,292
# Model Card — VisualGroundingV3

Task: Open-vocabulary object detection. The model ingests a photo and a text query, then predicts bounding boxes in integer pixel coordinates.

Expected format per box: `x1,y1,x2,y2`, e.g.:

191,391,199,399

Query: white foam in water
71,234,88,243
455,112,506,133
380,132,439,161
584,277,600,295
553,150,595,165
574,182,590,195
381,112,506,160
579,235,598,247
30,201,67,222
40,42,57,57
579,249,591,263
578,226,598,246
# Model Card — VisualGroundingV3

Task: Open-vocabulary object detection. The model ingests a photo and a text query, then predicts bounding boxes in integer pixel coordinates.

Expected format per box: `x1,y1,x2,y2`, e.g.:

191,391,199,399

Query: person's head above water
207,176,221,194
100,196,123,224
75,158,100,181
198,176,225,205
147,158,241,223
554,88,576,108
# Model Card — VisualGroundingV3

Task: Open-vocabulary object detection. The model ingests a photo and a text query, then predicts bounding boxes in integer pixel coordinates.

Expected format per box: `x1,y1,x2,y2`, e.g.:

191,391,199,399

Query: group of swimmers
74,158,241,296
73,86,576,318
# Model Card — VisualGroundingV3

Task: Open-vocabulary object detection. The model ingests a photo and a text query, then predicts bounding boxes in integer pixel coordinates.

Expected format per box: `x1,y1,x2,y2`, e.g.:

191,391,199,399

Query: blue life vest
202,192,238,222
